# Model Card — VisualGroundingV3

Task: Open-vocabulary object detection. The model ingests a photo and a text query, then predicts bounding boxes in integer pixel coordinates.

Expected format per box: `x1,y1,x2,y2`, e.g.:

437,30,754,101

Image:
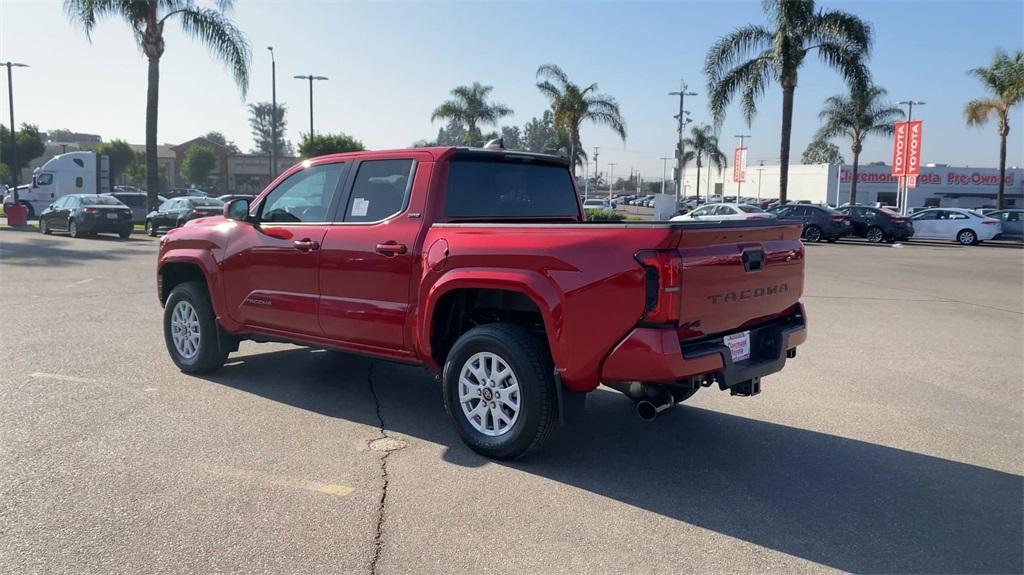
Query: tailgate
672,222,804,339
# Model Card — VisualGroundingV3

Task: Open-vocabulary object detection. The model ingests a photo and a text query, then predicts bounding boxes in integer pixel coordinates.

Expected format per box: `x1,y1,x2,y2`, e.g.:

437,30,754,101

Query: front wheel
803,225,822,243
443,324,557,460
145,220,157,237
866,226,884,243
68,219,81,238
163,281,229,373
957,229,978,246
39,218,50,235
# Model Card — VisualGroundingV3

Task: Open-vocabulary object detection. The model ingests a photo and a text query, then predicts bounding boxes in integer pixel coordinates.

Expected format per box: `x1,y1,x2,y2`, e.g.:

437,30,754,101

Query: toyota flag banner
892,120,923,187
733,147,748,183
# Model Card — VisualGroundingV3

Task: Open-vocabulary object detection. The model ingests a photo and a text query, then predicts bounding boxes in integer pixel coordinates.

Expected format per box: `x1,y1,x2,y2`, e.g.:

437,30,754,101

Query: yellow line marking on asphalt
29,372,96,384
204,465,354,498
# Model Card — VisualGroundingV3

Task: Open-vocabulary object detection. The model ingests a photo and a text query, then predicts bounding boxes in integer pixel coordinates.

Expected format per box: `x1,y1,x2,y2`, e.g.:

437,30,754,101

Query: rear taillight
891,217,907,224
829,216,845,223
982,220,999,225
635,250,682,325
83,207,100,214
192,209,201,215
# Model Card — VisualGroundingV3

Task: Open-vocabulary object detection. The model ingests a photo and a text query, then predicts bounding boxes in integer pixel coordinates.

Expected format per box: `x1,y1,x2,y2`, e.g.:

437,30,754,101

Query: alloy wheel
459,351,521,437
170,300,202,359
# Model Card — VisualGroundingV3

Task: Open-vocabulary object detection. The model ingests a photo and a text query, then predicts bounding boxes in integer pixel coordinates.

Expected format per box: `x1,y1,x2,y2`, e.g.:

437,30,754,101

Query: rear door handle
375,241,407,256
293,238,320,252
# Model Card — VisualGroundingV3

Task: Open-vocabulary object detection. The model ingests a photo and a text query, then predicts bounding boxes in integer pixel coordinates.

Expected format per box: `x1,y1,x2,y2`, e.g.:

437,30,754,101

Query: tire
957,228,978,246
163,281,229,374
119,230,131,239
442,324,557,460
68,219,80,238
826,237,838,243
803,225,822,242
145,220,157,237
39,218,50,235
866,226,884,243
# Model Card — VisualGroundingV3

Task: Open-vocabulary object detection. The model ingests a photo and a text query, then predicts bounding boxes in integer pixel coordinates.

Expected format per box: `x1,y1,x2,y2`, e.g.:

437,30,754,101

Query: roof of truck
308,146,569,165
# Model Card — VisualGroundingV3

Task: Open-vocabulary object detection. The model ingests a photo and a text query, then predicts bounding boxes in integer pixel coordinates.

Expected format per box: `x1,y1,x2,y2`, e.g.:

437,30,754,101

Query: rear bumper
79,218,133,233
601,304,807,388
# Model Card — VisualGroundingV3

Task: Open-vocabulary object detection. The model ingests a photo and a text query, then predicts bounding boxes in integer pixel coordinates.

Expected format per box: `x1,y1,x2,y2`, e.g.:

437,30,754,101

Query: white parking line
67,277,99,287
29,372,96,384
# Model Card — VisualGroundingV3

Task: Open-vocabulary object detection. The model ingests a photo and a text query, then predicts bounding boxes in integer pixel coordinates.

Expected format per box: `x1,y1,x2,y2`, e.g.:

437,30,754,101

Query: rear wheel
443,324,557,460
803,225,822,242
119,230,131,239
957,228,978,246
163,281,229,373
866,226,884,243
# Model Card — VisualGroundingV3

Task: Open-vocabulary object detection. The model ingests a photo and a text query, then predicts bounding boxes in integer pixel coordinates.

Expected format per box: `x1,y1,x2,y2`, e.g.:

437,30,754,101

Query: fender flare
418,268,566,372
158,250,235,330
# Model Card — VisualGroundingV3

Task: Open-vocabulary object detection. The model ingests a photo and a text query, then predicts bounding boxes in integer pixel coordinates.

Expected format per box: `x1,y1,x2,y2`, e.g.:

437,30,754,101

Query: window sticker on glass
351,197,370,217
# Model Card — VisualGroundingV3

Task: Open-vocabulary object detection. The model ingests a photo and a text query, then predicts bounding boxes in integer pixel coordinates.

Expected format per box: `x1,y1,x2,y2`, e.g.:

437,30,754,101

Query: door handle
375,241,407,256
293,238,320,252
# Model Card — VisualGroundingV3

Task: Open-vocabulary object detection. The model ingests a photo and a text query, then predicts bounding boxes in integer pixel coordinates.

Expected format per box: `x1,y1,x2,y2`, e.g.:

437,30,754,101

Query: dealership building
684,163,1022,209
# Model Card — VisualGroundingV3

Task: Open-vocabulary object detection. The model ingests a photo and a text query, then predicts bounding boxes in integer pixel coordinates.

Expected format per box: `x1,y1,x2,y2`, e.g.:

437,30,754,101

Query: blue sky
2,0,1022,179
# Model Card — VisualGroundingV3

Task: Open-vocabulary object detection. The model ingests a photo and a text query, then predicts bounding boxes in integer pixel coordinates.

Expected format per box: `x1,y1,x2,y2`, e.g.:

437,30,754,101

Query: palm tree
965,49,1024,210
684,125,727,201
64,0,250,211
431,83,512,147
705,0,872,203
813,85,903,205
536,64,627,175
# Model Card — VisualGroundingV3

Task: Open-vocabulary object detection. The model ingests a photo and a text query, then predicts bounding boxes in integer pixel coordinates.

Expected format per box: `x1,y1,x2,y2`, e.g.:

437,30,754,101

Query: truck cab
3,151,98,218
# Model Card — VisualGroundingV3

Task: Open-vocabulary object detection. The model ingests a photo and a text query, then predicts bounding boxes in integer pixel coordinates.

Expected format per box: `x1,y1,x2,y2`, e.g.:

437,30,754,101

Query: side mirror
224,198,251,221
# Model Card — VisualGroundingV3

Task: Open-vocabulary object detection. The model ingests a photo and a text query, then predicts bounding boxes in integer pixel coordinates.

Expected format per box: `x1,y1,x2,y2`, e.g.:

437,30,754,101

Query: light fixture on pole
735,134,751,197
294,74,328,140
896,100,924,214
2,61,29,197
267,47,277,180
669,82,697,200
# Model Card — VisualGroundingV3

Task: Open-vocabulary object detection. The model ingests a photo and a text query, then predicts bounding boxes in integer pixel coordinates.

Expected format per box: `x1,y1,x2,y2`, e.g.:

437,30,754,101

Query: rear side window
445,159,579,219
117,195,145,208
344,160,414,223
737,205,764,214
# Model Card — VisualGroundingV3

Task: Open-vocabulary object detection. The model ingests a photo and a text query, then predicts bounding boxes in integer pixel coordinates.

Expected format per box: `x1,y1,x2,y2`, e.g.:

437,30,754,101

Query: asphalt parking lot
1,230,1021,574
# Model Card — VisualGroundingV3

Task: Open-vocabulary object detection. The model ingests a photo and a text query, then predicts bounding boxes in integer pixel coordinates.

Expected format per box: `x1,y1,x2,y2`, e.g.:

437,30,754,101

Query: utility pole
2,61,29,196
608,162,617,204
735,134,751,198
669,81,697,201
267,46,277,180
660,156,671,195
294,74,328,141
896,100,925,214
592,147,600,190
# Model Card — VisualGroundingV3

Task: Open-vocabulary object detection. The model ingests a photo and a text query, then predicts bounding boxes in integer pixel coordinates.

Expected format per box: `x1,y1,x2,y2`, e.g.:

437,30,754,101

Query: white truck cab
2,151,109,218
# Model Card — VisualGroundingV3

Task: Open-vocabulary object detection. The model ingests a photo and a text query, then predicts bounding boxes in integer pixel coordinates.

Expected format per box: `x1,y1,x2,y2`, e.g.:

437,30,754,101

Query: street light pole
756,160,765,203
2,61,29,197
267,47,277,180
660,156,671,195
669,81,697,201
735,134,751,198
295,74,328,141
896,100,924,214
608,162,616,204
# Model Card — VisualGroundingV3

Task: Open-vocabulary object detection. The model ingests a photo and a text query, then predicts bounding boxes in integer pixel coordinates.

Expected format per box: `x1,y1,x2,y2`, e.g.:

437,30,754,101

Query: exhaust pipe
636,397,673,421
605,382,675,422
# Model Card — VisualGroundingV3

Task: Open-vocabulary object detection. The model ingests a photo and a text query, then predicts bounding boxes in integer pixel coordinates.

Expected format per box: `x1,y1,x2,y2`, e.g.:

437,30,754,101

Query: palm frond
176,6,251,96
808,10,872,57
964,99,998,127
536,80,562,102
704,25,774,80
63,0,143,40
814,43,870,92
536,63,570,86
707,54,775,126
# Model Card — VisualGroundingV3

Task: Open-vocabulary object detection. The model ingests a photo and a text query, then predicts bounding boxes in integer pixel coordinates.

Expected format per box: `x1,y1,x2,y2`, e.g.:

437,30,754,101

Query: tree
801,139,845,165
95,139,138,185
812,84,901,204
298,133,365,158
180,145,218,187
536,64,627,175
64,0,251,211
683,125,727,200
500,126,523,150
0,124,46,184
431,82,513,147
964,49,1024,210
705,0,872,203
203,131,240,153
522,112,559,153
248,102,292,156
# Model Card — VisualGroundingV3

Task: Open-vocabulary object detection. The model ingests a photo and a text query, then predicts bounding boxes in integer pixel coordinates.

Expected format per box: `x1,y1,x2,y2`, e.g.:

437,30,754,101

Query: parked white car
671,202,776,222
908,208,1001,245
582,198,613,210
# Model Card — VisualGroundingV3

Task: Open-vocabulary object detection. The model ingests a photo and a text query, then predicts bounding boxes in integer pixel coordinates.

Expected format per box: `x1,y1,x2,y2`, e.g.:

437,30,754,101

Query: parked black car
38,194,133,239
769,204,853,242
145,197,224,236
837,205,914,243
164,187,208,199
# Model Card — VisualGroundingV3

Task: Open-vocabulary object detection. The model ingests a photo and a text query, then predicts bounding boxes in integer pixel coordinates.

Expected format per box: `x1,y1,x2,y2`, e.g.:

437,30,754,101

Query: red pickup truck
158,145,807,459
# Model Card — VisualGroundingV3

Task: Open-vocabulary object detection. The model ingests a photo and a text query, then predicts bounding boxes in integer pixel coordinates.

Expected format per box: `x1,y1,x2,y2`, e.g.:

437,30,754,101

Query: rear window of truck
445,159,580,219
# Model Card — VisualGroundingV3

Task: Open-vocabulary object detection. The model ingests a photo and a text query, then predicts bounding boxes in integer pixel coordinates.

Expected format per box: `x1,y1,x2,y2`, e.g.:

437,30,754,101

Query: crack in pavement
367,362,392,575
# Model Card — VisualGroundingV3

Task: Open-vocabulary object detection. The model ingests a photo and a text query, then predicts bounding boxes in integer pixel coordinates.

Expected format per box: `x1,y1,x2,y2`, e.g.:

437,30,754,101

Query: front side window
36,173,54,186
344,159,414,223
261,163,348,223
717,206,737,215
911,210,939,221
159,200,176,211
